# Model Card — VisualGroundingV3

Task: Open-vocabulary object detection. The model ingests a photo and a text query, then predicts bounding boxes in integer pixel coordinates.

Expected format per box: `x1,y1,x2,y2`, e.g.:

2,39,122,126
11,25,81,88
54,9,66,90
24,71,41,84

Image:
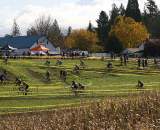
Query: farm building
0,35,60,56
143,39,160,57
123,44,145,57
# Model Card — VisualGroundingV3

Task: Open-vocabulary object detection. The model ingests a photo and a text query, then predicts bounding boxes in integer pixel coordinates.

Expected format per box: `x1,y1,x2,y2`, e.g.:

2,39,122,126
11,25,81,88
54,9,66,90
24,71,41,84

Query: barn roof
144,39,160,44
0,35,42,49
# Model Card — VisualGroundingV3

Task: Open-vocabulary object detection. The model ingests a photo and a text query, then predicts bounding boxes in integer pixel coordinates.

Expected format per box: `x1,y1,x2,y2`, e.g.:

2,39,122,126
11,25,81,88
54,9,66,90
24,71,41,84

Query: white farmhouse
0,35,60,55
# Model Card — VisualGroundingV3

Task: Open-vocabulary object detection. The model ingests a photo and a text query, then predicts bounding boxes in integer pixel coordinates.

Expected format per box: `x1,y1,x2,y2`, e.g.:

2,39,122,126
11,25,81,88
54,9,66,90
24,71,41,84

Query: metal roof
0,35,42,49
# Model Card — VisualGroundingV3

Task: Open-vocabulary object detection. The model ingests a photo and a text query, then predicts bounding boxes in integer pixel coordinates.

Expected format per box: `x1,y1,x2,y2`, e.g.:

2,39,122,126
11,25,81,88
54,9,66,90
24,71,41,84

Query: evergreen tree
119,4,126,16
48,19,64,47
67,26,72,37
87,21,94,32
96,11,110,48
50,19,61,36
11,19,20,36
143,0,160,38
125,0,141,22
145,0,159,17
107,35,123,53
150,16,160,37
109,3,120,25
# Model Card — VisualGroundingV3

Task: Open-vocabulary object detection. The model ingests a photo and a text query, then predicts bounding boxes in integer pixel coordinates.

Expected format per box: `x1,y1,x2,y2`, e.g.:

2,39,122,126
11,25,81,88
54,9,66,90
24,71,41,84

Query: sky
0,0,159,36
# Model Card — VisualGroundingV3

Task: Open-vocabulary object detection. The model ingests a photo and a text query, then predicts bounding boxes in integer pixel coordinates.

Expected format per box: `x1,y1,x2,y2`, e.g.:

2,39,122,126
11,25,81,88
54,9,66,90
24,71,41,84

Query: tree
145,0,159,17
119,4,126,16
107,35,124,53
87,21,94,32
67,26,72,37
26,15,52,36
65,29,102,52
27,16,64,47
27,27,37,36
11,19,20,36
109,3,120,25
143,0,160,37
48,19,64,47
110,16,149,48
125,0,141,22
96,11,110,48
148,16,160,37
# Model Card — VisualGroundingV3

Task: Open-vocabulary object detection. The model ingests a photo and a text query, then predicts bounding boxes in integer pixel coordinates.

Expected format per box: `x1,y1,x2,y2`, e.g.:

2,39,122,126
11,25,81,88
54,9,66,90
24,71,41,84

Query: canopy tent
30,44,49,52
30,44,50,55
30,51,47,55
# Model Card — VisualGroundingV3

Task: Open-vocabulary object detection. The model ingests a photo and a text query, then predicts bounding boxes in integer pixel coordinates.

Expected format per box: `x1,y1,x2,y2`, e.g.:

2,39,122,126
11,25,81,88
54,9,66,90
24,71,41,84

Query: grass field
0,58,160,114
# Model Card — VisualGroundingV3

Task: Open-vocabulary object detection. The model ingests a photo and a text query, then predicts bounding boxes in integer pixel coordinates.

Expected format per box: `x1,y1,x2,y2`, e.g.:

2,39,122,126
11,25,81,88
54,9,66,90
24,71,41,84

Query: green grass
0,58,159,114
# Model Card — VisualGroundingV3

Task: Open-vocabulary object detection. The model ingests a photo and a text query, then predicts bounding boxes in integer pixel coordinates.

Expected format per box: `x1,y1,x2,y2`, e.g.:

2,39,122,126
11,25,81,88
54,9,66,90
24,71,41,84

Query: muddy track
0,67,17,83
27,69,45,83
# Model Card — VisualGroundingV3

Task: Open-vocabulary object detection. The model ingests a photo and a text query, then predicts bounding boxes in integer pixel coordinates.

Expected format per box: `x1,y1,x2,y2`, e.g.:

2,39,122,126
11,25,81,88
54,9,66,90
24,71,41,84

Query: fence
89,53,110,57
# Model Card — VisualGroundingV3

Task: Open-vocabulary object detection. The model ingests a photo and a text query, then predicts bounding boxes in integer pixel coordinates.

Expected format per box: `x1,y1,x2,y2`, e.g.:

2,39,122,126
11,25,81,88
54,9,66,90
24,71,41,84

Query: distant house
123,44,145,57
143,39,160,57
0,35,60,56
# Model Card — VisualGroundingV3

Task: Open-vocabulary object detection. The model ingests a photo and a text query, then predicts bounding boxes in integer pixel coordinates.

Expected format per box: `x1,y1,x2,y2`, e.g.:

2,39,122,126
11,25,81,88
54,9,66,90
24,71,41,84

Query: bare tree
27,15,64,47
27,27,37,36
27,15,52,36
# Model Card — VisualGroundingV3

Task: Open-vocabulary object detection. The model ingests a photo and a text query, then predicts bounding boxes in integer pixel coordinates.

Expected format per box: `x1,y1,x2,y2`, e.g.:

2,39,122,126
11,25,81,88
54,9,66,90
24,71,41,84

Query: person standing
142,59,145,68
46,71,50,81
124,55,127,66
120,55,123,66
144,58,148,67
110,52,113,60
154,58,157,65
138,58,141,68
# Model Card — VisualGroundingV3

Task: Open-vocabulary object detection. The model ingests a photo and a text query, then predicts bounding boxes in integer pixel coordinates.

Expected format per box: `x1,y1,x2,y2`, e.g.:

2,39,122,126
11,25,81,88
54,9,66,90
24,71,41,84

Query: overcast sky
0,0,159,36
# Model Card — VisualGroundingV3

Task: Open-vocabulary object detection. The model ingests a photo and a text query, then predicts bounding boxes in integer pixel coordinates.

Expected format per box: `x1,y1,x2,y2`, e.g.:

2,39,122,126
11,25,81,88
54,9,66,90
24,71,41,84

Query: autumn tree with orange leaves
109,16,149,48
65,29,102,52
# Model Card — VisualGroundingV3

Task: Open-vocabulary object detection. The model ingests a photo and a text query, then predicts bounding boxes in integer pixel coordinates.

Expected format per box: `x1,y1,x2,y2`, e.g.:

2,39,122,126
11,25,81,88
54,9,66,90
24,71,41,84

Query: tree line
93,0,159,53
10,0,160,53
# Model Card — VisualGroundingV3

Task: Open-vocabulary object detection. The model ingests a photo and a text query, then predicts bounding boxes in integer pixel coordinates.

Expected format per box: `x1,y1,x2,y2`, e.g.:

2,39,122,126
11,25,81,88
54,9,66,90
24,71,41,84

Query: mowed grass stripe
0,89,155,98
0,59,159,113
